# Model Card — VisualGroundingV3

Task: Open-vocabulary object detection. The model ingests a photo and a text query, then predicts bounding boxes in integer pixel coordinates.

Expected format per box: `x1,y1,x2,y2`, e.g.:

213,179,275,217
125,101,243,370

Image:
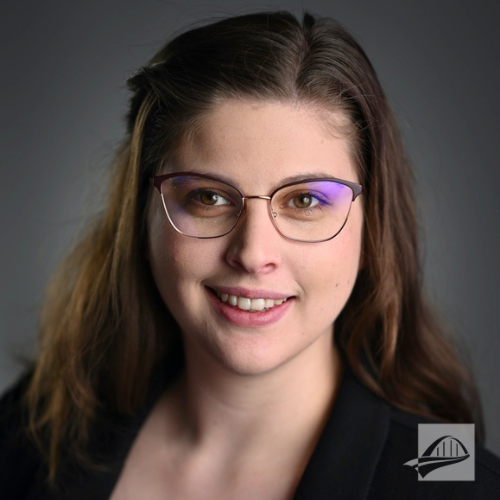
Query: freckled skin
147,100,364,377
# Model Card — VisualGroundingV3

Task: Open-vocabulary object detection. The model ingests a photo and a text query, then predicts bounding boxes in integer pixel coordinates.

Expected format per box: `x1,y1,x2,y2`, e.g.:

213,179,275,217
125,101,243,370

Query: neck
169,333,344,462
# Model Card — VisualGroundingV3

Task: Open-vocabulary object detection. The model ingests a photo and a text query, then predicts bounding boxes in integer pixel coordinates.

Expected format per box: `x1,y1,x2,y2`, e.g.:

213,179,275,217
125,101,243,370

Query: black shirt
1,368,500,499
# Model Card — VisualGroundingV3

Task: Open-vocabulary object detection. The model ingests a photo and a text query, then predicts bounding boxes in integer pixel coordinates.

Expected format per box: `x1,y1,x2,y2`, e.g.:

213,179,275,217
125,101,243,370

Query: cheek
147,208,222,305
148,236,199,329
149,233,194,292
294,217,362,308
148,207,189,302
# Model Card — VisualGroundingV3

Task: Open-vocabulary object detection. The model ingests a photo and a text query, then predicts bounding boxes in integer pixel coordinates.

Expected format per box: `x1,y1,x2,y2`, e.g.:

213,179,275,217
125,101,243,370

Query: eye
289,193,320,209
195,190,231,206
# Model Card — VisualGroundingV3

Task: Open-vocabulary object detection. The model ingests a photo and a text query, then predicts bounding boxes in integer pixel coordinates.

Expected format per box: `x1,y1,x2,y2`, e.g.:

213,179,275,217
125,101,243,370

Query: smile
214,290,289,312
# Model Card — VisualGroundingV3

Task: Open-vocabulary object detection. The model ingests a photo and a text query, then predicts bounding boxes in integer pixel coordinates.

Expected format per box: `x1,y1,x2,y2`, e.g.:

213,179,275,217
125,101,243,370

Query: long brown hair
26,11,483,480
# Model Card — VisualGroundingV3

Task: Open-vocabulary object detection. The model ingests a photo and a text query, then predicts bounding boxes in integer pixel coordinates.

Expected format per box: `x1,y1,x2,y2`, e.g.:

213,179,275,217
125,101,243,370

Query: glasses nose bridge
238,194,276,227
241,194,273,213
243,195,272,201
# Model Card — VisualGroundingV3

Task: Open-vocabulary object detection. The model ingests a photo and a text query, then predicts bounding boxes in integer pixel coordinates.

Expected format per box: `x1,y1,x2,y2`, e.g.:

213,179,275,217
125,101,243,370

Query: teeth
251,298,265,311
238,297,251,310
215,291,288,312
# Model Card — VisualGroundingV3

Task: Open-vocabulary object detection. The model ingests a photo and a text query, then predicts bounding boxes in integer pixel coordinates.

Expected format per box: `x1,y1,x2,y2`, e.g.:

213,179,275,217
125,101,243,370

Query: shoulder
367,404,500,499
0,373,48,499
296,366,500,500
0,366,176,500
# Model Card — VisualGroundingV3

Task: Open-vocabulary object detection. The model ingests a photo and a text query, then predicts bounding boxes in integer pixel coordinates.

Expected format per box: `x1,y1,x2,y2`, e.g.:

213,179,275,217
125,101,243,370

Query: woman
1,11,499,499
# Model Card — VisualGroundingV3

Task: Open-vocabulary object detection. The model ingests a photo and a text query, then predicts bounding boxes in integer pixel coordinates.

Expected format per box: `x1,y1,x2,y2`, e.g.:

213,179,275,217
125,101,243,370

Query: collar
56,366,391,500
293,367,391,500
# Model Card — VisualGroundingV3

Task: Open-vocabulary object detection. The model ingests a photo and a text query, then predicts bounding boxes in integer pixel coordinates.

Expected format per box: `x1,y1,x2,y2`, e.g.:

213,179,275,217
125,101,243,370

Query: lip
208,286,292,301
206,286,295,327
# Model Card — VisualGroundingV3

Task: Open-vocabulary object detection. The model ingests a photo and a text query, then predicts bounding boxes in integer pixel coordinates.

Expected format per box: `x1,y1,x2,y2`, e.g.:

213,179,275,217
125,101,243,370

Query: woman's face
147,100,363,376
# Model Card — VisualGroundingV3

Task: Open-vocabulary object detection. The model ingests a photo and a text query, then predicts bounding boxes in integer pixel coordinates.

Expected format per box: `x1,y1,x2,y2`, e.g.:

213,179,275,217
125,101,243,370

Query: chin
191,324,331,379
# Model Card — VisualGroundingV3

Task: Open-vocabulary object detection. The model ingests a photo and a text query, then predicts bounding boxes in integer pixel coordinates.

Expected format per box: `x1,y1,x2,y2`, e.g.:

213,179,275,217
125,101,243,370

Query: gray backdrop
1,0,499,456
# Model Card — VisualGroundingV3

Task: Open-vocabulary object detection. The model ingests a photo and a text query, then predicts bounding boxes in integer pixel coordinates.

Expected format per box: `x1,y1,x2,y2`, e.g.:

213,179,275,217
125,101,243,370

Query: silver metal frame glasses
152,172,363,243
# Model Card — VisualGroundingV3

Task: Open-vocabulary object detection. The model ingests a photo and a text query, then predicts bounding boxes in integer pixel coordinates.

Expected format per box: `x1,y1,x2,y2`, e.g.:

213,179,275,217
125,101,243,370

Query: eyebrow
277,172,338,186
171,169,342,192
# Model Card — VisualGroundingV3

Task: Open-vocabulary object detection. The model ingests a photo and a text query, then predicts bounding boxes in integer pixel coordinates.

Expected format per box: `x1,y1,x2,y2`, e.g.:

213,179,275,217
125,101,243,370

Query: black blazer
2,367,500,499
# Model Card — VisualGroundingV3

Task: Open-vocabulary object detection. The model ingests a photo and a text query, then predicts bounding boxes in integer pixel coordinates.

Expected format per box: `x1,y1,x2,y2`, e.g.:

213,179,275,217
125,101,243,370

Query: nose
225,197,282,274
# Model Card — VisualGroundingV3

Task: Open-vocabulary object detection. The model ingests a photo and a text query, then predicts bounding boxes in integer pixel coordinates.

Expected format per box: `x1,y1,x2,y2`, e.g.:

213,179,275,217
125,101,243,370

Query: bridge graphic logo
404,424,475,481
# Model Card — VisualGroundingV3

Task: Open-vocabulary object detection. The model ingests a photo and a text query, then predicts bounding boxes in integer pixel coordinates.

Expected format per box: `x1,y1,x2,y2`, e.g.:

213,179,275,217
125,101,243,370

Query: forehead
170,99,359,190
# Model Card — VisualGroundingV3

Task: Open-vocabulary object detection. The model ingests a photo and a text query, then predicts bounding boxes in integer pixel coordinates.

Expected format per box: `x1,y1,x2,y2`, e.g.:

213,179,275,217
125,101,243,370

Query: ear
358,248,366,271
143,195,155,262
144,232,151,262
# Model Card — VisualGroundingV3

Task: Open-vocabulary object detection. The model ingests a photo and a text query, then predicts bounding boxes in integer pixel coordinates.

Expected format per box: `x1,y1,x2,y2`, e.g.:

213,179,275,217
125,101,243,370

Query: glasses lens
271,180,354,242
160,175,243,237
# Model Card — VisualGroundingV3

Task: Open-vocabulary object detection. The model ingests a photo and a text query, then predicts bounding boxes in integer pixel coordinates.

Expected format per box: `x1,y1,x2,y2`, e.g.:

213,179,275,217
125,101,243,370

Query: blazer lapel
293,368,391,500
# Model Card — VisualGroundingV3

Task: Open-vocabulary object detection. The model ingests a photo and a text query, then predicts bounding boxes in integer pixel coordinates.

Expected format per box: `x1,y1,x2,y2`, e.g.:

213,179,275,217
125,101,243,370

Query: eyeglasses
152,172,362,243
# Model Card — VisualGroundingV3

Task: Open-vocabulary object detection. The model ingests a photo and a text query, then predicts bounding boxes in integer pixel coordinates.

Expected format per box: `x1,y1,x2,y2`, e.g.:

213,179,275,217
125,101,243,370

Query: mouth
209,288,292,313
